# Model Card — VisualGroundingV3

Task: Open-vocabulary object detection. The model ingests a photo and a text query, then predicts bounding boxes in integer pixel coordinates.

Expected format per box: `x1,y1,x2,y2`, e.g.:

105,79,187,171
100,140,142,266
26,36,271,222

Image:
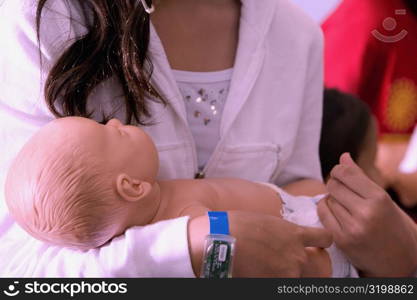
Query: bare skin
151,0,240,71
152,179,282,221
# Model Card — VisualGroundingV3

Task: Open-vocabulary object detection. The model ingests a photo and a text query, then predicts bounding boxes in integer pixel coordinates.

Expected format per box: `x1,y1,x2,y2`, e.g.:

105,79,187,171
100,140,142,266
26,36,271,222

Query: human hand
188,211,332,277
301,247,332,278
318,153,417,277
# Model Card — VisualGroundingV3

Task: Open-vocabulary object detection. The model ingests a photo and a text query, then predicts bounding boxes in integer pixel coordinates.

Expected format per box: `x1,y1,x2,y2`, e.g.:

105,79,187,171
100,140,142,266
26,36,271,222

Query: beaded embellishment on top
181,86,229,126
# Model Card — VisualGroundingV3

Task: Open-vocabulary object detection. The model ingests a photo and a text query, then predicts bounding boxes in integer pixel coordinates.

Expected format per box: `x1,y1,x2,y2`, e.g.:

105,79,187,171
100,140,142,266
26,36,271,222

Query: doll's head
5,117,160,250
320,89,382,185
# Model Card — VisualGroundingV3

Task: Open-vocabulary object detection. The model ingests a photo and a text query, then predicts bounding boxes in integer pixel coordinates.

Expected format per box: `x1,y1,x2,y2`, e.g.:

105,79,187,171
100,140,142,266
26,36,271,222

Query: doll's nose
106,118,123,128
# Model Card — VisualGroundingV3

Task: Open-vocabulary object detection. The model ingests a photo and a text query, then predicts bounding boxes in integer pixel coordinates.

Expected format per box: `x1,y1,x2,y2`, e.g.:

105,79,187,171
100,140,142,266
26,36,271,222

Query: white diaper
258,182,356,277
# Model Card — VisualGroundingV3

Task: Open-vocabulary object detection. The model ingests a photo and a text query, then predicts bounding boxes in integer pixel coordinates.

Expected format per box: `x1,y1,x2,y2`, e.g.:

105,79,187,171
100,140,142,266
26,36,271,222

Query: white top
0,0,325,277
173,68,233,170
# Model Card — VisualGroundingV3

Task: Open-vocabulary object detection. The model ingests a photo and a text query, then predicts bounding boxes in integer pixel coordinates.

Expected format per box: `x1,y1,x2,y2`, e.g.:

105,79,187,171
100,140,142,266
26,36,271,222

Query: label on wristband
201,212,236,278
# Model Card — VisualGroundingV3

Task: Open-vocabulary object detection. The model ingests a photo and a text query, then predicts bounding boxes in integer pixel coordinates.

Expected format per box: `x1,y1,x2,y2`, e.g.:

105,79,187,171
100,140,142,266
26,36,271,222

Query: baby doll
5,117,352,277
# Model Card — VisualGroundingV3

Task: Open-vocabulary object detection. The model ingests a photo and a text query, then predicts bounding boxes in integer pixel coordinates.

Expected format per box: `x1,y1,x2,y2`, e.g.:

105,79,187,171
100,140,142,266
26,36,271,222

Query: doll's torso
152,178,283,222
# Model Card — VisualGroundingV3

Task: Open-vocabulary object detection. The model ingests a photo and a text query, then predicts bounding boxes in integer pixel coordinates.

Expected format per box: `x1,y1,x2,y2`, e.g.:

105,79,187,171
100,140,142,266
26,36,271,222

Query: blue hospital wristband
208,211,230,235
200,212,236,278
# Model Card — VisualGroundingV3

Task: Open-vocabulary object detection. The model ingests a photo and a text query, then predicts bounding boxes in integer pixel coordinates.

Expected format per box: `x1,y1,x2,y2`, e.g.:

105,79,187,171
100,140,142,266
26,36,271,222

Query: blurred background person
323,0,417,207
320,89,417,221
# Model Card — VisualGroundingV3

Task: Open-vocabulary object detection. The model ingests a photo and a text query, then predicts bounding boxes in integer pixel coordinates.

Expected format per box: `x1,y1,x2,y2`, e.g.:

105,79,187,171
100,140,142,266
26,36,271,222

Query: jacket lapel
220,0,277,137
147,0,278,135
148,23,189,126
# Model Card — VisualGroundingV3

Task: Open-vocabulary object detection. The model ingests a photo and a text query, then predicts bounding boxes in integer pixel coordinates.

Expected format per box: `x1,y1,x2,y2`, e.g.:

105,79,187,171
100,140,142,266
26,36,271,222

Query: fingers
326,177,364,215
339,152,355,166
317,197,342,233
326,196,353,229
330,153,382,199
299,225,333,249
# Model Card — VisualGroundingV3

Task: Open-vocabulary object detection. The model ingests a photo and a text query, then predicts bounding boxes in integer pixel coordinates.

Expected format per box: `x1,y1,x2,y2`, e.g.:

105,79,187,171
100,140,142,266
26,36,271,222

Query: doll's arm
202,178,283,218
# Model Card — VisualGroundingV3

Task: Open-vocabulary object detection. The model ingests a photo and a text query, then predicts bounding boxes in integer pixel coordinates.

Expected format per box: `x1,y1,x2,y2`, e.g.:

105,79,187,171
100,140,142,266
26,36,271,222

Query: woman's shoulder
267,0,323,47
0,0,87,37
0,0,87,119
0,0,89,63
276,0,321,28
1,0,75,19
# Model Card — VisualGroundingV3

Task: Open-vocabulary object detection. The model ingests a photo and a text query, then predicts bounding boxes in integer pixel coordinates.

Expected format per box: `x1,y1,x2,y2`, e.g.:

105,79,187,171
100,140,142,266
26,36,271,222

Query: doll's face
51,117,159,182
102,118,159,182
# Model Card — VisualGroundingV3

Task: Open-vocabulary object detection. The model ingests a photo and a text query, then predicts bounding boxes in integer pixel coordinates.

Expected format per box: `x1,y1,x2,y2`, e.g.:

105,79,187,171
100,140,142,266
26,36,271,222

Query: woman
0,0,413,277
0,0,329,277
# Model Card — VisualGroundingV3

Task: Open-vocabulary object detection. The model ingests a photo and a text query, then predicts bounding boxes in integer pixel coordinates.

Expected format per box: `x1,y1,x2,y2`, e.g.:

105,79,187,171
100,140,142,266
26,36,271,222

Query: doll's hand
318,153,417,277
188,211,332,277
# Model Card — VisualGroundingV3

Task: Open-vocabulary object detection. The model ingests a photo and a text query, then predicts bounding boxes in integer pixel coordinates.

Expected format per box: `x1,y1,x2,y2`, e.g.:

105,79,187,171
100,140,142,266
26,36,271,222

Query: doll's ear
116,174,152,202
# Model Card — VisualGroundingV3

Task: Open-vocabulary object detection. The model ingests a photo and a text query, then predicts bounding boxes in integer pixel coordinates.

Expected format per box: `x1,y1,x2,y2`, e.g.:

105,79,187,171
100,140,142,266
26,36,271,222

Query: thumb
300,226,333,249
339,152,365,176
339,152,355,166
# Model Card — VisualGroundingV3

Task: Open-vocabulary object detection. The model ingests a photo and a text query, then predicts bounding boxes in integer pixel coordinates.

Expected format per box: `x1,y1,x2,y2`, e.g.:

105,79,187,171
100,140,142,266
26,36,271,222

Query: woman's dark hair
36,0,164,125
319,89,372,179
404,0,417,17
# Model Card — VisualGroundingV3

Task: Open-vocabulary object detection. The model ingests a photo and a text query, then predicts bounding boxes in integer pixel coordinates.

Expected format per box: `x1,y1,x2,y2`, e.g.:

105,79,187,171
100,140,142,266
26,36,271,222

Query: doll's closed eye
115,127,125,136
119,128,127,136
102,122,125,136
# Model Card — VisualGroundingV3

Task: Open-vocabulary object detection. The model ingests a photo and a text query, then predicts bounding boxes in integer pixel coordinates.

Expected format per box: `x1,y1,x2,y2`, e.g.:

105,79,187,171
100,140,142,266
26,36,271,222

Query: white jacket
0,0,323,276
